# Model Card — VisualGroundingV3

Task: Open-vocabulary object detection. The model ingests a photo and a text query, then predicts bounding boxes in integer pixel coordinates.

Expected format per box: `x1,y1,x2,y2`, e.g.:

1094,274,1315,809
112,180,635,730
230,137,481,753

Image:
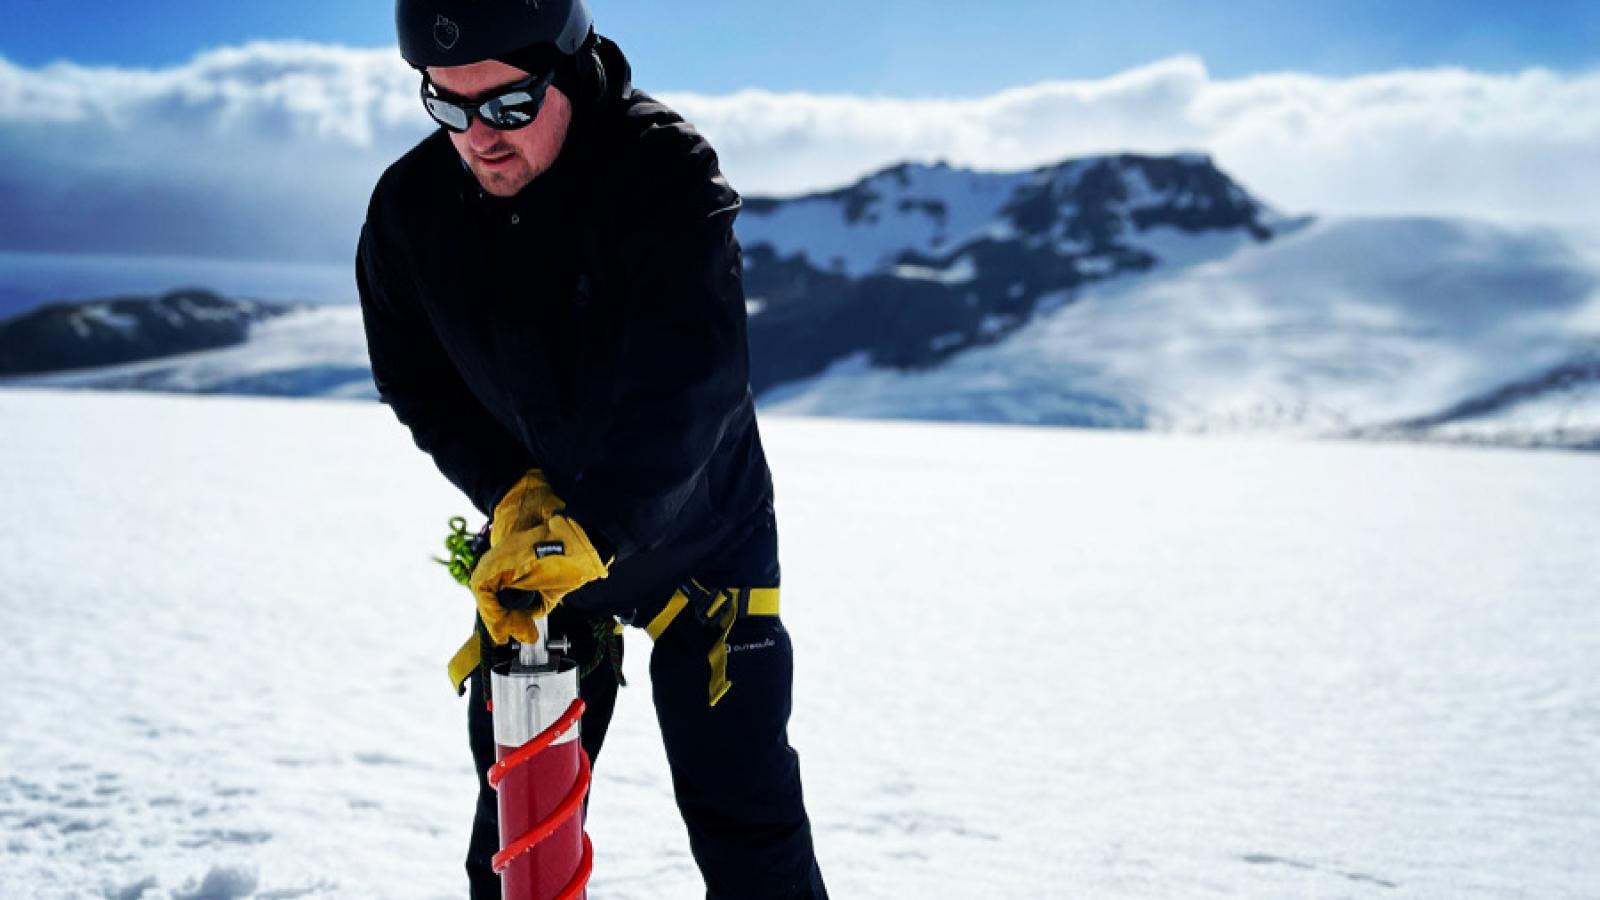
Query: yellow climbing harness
436,509,781,703
647,584,780,708
449,633,482,695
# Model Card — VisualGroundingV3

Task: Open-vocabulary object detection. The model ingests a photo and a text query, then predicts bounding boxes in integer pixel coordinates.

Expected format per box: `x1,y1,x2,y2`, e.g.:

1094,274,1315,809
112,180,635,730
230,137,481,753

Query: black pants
466,596,827,899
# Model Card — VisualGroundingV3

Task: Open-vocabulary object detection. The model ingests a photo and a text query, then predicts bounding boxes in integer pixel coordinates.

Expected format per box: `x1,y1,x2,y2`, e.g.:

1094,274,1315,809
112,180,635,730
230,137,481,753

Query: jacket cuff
585,525,618,568
562,498,631,565
475,468,528,520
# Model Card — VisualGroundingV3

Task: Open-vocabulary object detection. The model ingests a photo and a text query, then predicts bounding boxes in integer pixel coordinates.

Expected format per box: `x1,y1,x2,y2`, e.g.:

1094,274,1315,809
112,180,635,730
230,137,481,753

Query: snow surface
3,389,1598,899
73,305,142,340
735,164,1032,277
890,254,978,286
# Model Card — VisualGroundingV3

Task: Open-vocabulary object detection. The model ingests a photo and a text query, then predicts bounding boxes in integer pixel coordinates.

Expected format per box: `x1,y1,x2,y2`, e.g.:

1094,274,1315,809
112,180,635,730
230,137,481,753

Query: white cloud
670,57,1600,226
1,45,1596,263
0,44,426,261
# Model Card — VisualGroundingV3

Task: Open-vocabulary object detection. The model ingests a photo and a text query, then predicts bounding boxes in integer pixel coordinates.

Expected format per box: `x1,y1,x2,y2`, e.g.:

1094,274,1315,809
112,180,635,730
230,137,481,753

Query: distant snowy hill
3,153,1597,451
762,216,1600,450
7,304,376,399
1361,353,1600,450
0,289,294,377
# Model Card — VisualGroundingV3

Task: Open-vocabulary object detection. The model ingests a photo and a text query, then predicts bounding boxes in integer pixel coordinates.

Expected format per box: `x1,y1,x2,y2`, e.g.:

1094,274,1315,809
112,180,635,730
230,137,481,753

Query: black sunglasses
420,71,554,133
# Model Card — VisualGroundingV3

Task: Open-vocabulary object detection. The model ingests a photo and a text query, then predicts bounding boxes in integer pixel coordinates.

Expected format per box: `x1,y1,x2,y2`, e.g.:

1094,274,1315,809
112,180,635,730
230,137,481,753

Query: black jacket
356,39,775,614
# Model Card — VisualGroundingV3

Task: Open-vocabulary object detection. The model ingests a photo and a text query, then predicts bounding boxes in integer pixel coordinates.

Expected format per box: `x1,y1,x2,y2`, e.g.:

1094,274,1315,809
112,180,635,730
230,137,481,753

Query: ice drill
487,619,594,900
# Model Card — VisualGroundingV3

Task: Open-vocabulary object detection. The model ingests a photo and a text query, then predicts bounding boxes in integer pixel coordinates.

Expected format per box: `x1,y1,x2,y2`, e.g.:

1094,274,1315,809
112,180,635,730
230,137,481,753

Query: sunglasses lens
423,96,470,132
481,81,546,130
487,105,536,129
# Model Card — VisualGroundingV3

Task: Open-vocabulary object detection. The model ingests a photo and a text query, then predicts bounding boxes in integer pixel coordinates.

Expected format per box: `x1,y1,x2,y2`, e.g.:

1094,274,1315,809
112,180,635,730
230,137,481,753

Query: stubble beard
460,98,568,198
475,157,534,197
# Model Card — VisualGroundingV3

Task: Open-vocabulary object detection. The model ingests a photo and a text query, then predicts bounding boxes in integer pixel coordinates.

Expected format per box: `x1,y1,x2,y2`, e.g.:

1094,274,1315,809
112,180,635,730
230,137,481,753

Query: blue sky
5,0,1598,94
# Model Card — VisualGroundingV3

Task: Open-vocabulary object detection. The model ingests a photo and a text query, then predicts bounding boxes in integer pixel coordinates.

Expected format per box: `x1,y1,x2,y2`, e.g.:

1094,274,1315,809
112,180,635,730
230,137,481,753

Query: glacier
1,389,1596,898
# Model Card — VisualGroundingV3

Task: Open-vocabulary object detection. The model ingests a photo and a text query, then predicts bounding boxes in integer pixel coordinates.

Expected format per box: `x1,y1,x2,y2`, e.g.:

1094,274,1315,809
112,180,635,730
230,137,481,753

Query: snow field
1,389,1598,898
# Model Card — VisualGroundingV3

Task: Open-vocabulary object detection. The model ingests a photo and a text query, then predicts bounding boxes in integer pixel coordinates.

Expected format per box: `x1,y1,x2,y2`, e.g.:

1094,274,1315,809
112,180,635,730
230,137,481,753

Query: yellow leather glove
489,470,565,547
470,472,610,645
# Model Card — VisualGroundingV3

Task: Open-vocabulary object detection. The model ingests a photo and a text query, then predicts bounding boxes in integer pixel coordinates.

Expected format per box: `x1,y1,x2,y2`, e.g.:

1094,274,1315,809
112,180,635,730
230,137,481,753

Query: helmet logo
434,15,461,51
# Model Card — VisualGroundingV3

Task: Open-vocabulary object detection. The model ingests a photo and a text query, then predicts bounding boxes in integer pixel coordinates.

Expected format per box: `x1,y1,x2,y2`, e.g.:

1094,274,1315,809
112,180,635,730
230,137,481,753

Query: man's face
426,59,573,198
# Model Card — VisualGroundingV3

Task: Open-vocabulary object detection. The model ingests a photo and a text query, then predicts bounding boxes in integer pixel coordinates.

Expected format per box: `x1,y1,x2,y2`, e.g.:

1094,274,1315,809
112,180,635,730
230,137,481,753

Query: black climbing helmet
396,0,594,71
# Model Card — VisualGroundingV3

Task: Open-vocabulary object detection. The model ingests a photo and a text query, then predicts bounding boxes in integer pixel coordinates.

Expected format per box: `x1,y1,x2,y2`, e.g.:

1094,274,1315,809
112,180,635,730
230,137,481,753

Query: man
355,2,829,898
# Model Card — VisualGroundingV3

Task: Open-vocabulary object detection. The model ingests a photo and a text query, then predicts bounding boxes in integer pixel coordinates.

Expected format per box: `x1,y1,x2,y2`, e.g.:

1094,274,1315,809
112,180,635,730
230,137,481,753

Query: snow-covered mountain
0,289,294,377
3,153,1597,451
737,153,1286,393
6,303,376,399
1360,353,1600,450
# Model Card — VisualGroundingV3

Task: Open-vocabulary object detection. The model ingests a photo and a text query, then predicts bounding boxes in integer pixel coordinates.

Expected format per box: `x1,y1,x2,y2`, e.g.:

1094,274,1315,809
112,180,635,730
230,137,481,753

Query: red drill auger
487,622,594,900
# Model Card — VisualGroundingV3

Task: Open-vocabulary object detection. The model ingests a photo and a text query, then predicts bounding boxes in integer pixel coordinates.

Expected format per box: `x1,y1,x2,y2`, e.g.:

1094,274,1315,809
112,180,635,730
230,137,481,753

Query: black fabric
357,35,774,618
467,523,826,900
649,615,825,899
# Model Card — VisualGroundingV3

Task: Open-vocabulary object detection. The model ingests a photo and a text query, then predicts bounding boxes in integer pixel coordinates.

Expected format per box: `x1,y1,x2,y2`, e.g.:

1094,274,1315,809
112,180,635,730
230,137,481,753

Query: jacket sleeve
356,219,534,516
559,186,752,562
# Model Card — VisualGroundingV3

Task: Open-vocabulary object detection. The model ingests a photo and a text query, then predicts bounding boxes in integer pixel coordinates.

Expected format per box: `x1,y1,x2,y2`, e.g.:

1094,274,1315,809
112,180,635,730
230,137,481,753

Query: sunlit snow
2,389,1596,899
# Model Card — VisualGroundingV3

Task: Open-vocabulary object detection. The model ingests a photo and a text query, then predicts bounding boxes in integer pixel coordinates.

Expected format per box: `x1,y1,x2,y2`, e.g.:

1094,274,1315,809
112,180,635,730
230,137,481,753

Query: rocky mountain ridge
3,153,1595,453
736,153,1287,393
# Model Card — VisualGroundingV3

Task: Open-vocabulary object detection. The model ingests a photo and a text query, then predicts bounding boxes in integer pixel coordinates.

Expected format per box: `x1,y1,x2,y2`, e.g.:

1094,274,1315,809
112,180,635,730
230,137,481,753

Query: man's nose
466,118,501,150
